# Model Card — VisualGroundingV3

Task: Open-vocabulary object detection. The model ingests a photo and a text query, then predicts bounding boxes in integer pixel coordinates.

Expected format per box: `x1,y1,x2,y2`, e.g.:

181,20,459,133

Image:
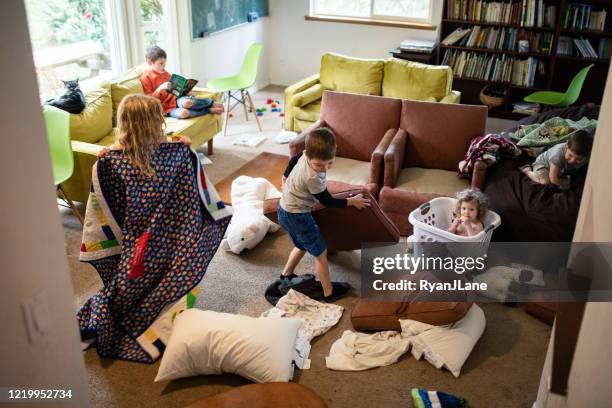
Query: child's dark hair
305,127,336,160
146,45,167,62
567,130,593,157
455,188,488,220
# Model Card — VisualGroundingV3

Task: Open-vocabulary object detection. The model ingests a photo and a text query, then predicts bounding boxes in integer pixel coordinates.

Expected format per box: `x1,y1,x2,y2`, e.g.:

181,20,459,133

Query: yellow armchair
283,53,461,132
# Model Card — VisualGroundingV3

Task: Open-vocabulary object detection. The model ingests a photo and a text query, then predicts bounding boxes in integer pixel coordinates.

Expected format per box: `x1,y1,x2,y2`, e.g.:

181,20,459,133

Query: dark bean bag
484,104,598,242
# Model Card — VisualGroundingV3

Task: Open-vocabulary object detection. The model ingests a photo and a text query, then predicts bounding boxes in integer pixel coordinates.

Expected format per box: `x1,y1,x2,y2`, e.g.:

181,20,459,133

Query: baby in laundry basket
447,188,488,237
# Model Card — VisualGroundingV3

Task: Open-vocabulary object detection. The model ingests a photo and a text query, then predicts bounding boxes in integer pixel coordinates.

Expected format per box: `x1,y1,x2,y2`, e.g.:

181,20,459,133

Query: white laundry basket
408,197,501,258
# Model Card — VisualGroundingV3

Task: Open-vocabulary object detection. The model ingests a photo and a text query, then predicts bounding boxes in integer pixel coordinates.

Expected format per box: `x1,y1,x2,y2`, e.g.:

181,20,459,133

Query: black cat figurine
45,79,86,114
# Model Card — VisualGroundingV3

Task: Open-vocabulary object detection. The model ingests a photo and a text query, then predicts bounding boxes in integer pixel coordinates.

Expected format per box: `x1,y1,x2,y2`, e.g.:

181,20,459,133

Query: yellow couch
283,53,461,132
63,65,222,203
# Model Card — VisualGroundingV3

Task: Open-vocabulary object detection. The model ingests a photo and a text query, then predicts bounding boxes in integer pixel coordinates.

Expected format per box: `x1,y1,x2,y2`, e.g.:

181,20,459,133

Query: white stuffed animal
220,175,282,254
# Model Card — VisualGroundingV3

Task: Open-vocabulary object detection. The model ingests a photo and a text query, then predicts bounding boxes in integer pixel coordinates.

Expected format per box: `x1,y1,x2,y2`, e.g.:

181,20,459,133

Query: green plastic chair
206,42,263,135
44,105,83,224
524,64,594,108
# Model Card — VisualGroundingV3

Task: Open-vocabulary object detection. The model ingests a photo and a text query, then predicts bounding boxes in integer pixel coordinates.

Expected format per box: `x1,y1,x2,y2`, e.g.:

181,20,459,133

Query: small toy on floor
411,388,468,408
266,97,274,104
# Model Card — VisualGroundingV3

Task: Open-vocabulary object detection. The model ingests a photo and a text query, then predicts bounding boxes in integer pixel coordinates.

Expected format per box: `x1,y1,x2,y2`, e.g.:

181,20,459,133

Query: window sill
305,14,436,30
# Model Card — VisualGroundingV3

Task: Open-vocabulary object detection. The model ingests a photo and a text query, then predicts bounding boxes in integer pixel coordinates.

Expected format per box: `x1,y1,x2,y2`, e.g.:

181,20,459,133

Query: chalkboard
191,0,269,39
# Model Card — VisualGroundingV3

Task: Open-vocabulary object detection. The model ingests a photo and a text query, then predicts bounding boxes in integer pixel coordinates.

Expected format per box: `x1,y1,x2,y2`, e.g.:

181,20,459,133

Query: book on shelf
442,27,472,45
599,38,612,59
517,30,553,55
563,4,608,32
572,37,599,58
399,39,436,53
442,49,512,82
511,57,545,88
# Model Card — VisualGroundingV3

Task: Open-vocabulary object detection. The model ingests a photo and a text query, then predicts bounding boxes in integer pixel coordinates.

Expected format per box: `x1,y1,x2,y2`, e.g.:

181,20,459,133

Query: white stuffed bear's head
220,217,279,254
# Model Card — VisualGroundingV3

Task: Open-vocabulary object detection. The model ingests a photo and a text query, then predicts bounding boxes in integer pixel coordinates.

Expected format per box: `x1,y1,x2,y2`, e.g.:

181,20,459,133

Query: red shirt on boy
140,69,176,115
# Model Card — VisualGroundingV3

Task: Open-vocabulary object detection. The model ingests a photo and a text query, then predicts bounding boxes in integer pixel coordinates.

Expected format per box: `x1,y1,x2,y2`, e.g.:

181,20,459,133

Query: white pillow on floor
400,304,486,378
155,309,302,383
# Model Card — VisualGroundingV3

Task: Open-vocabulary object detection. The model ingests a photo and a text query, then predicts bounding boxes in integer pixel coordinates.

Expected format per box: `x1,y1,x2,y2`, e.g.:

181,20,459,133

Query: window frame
310,0,434,25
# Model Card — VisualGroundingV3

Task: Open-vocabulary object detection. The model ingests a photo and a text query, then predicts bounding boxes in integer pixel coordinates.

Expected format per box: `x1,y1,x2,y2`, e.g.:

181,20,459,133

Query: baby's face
565,147,586,166
460,200,478,221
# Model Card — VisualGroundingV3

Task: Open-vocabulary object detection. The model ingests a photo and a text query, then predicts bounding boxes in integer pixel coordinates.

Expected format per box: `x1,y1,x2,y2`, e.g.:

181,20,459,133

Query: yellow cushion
327,157,371,186
97,131,117,147
292,83,324,108
395,167,469,196
110,65,147,118
382,59,451,101
293,101,321,122
320,53,383,96
69,87,113,143
165,115,220,148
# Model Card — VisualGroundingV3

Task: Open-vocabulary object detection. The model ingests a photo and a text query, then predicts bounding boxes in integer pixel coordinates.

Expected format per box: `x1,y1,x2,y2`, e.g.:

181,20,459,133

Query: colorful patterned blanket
78,143,232,363
458,134,521,178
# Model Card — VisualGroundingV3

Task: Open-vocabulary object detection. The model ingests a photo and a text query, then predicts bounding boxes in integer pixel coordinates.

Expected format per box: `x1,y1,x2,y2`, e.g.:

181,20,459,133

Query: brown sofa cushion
185,383,327,408
351,299,473,331
320,91,401,162
400,100,487,171
265,188,400,252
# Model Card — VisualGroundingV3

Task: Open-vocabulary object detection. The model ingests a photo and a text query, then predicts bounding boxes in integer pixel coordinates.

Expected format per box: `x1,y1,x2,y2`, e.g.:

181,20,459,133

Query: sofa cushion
293,100,321,122
69,87,113,143
110,65,146,119
165,115,220,148
320,53,384,96
383,59,452,102
395,167,470,196
97,131,117,147
327,157,372,186
320,91,401,162
351,299,473,331
400,100,487,171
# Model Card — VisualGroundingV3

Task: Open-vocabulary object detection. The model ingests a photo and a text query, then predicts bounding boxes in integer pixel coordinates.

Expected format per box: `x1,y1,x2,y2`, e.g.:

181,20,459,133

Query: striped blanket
78,143,231,363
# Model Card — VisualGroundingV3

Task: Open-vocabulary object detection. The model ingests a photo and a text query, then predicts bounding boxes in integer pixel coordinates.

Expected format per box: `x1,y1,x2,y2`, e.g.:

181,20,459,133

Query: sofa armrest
384,129,407,188
440,90,461,104
283,73,321,131
190,87,222,102
471,160,487,190
291,83,324,108
370,128,397,187
288,118,326,157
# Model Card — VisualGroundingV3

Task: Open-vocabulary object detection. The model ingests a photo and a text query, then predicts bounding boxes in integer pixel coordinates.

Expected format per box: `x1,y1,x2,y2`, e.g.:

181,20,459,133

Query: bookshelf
439,0,612,119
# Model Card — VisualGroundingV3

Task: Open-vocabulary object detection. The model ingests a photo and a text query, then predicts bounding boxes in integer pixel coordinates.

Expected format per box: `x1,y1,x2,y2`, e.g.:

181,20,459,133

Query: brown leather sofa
380,100,488,235
287,90,402,197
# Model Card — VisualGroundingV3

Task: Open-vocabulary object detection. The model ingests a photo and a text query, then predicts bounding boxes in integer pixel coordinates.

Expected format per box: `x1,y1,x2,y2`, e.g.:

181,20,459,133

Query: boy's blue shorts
277,206,326,257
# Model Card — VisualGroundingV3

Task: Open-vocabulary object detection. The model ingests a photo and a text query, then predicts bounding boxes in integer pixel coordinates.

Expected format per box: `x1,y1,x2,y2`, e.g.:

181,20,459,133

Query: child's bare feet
209,102,225,115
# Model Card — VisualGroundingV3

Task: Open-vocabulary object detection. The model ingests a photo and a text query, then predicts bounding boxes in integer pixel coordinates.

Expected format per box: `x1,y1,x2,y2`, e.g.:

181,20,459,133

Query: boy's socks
280,273,298,280
323,282,351,303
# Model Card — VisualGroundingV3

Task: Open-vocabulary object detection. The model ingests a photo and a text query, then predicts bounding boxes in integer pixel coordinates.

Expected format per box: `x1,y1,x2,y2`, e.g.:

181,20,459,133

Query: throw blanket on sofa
509,116,597,157
78,143,232,363
458,134,521,177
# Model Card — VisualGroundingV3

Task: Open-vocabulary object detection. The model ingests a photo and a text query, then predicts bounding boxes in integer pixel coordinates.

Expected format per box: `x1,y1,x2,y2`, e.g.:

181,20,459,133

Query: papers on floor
197,152,212,165
276,129,298,144
512,101,540,114
233,135,266,148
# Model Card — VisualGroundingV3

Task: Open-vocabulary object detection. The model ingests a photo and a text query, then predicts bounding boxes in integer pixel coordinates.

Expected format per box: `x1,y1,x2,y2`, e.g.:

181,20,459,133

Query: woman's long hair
116,94,166,177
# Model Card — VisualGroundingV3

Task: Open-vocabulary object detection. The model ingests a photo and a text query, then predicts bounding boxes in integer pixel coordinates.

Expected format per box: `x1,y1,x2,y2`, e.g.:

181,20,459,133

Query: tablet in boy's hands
169,74,199,97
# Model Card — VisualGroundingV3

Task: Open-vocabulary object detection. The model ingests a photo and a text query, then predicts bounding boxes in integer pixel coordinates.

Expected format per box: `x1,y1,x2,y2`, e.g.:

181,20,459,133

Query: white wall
268,0,443,85
176,1,270,92
0,1,89,406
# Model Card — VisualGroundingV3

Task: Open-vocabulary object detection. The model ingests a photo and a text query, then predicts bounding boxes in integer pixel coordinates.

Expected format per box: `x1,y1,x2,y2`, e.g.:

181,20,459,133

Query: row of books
518,31,554,55
519,0,556,28
599,39,612,59
563,4,608,32
445,0,556,27
443,26,518,51
511,57,546,88
446,0,522,24
442,49,514,82
557,36,606,59
442,26,552,54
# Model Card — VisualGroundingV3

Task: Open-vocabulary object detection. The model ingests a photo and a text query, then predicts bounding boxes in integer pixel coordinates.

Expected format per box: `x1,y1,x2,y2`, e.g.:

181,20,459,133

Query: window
24,0,121,100
126,0,180,73
312,0,433,24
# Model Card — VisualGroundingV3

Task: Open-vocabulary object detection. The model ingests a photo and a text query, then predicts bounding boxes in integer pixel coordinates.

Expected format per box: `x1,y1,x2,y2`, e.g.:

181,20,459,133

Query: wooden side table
390,48,437,64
